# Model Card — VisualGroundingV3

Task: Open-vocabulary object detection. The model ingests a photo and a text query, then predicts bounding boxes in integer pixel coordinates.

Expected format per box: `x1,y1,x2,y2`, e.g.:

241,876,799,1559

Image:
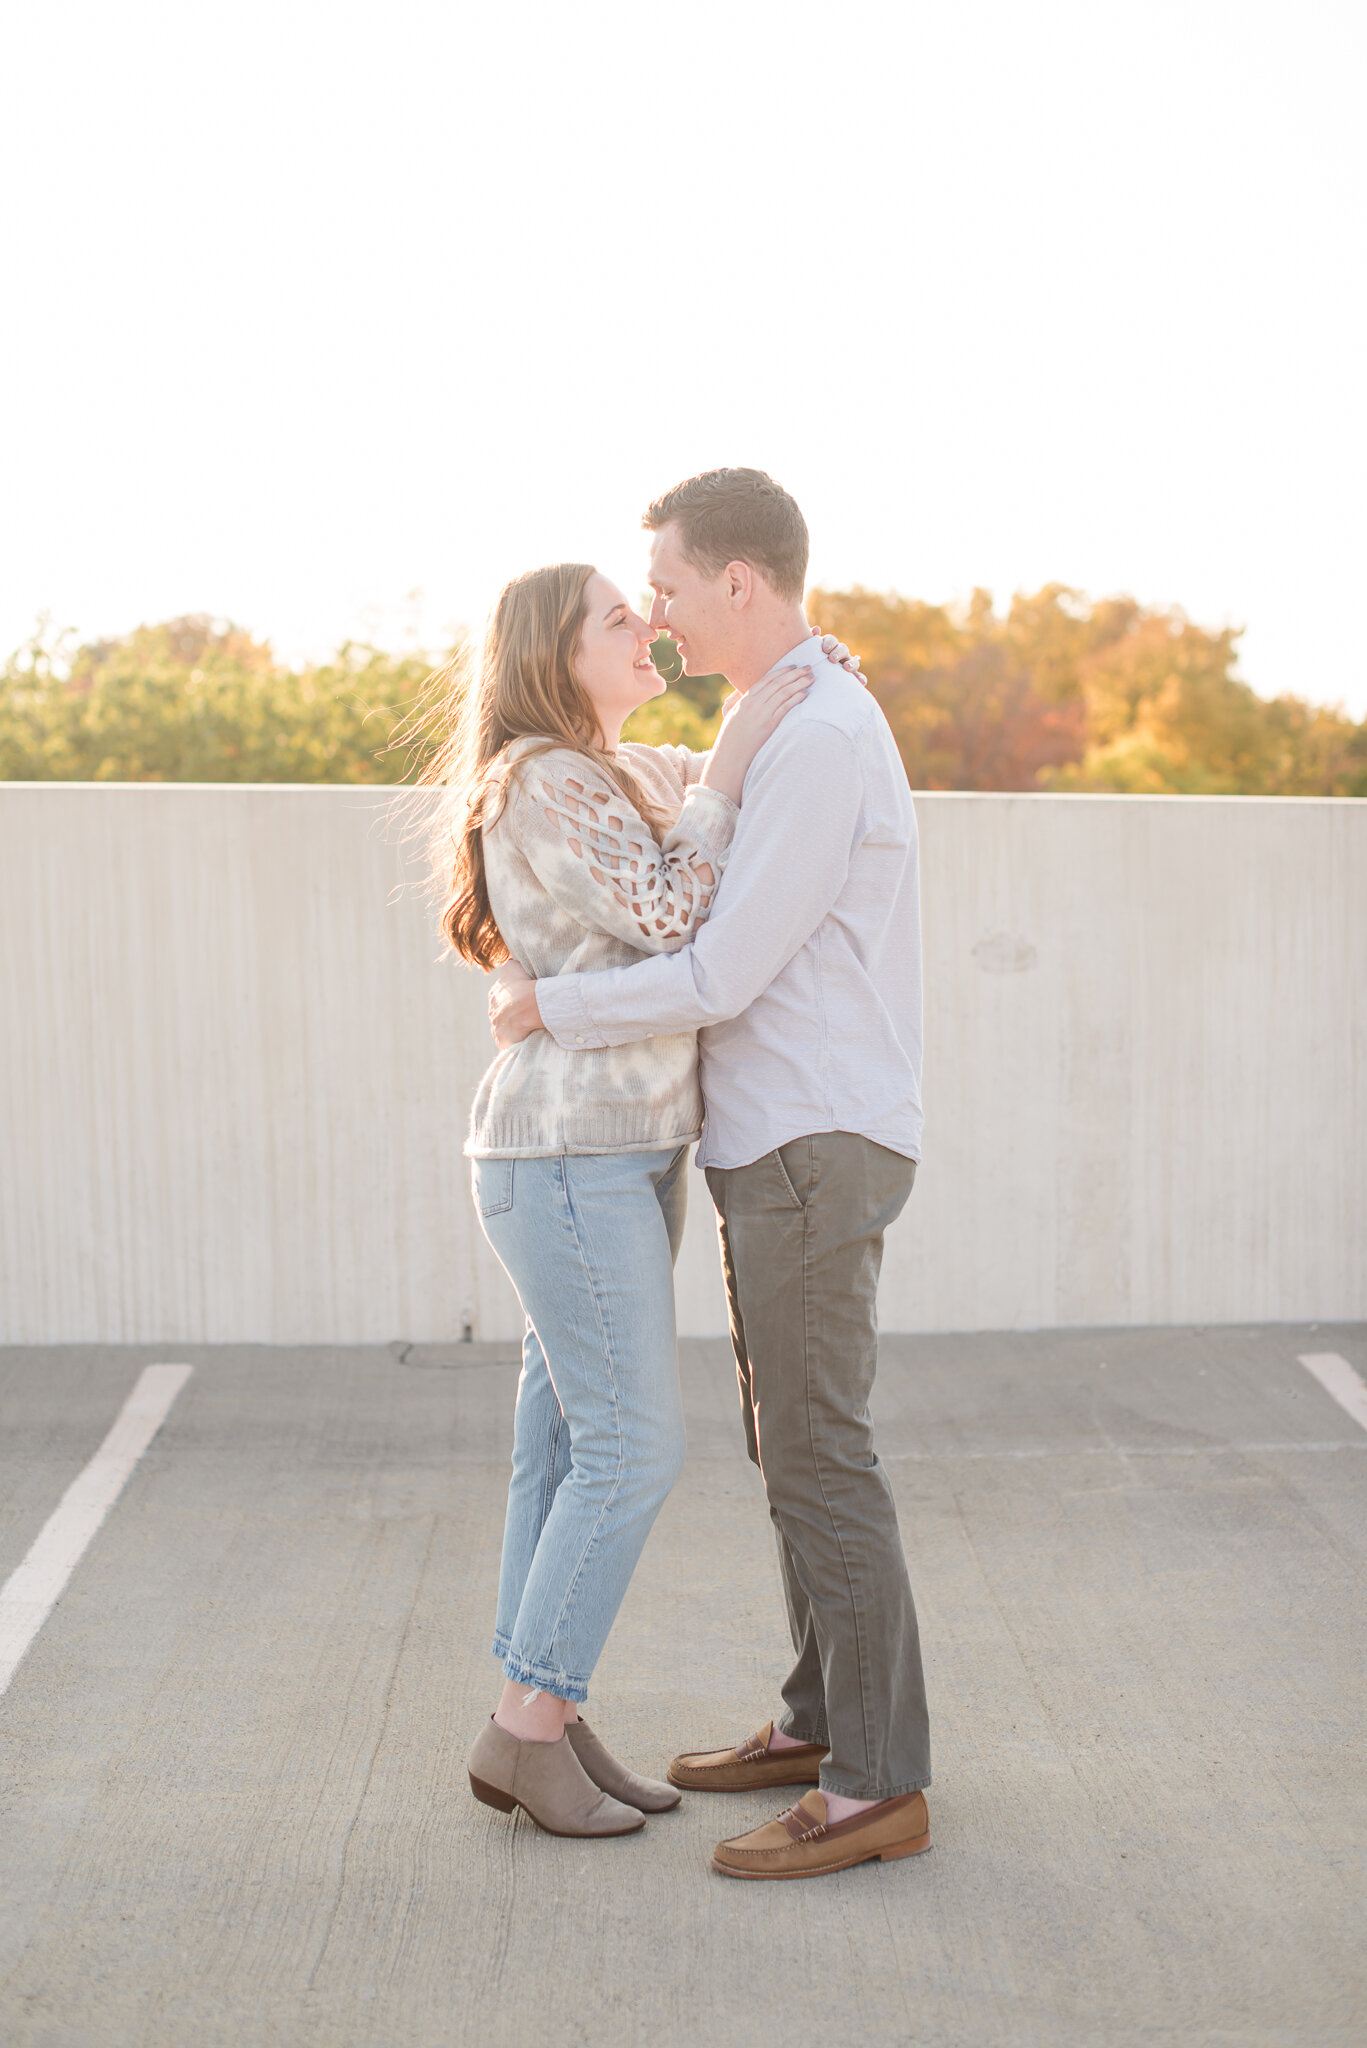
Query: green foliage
620,637,729,750
0,616,437,784
4,604,1363,795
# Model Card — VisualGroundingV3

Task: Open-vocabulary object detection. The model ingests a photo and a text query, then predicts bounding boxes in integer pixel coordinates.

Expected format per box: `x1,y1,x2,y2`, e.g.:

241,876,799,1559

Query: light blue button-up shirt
534,636,924,1170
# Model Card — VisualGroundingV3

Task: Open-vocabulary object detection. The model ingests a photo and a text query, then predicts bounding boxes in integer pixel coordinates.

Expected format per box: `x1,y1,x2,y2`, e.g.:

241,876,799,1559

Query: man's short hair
644,467,809,603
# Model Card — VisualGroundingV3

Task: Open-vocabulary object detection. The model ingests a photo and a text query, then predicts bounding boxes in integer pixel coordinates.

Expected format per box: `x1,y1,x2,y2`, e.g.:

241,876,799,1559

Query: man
490,467,930,1880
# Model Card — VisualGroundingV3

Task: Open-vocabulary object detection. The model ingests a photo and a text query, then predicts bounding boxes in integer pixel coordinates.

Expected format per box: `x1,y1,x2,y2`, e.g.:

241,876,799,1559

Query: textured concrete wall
2,785,1363,1342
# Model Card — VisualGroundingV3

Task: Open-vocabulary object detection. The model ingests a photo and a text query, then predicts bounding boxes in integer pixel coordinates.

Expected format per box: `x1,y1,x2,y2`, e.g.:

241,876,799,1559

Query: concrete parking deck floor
1,1326,1364,2048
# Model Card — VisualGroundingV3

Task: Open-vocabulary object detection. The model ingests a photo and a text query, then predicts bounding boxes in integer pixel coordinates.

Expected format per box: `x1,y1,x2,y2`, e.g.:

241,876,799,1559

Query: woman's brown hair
421,563,667,969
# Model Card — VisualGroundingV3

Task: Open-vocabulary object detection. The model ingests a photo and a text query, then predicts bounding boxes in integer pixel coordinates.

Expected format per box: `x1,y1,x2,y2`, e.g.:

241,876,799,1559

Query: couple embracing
433,467,929,1881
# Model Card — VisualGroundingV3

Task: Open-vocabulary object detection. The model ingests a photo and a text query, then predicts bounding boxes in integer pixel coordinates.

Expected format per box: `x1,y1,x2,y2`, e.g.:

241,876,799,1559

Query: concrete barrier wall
2,785,1363,1343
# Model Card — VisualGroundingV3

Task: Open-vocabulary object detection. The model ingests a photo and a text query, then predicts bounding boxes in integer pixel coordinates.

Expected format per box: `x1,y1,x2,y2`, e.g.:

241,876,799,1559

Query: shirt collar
776,631,825,670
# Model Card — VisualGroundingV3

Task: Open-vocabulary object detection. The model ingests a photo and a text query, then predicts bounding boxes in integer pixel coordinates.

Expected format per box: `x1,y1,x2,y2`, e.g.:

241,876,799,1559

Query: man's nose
647,594,668,631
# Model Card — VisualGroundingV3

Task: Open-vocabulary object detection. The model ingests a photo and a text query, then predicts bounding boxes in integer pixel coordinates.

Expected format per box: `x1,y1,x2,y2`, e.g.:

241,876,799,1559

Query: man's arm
519,722,863,1051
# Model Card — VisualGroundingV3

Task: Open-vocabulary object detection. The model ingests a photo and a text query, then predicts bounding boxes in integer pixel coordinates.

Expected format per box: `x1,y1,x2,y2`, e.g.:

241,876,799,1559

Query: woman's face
573,573,663,742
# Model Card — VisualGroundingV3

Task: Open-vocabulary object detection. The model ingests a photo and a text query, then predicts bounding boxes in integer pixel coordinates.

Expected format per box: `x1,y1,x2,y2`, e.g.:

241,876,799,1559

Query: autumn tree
810,584,1366,797
806,586,1085,789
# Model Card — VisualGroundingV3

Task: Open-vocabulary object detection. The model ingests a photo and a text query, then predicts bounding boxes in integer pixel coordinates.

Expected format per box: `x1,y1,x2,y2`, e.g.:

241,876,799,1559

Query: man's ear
724,560,754,610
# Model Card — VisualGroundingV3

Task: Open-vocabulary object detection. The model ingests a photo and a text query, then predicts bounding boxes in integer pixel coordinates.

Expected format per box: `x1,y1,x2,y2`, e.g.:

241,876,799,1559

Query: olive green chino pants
705,1132,930,1799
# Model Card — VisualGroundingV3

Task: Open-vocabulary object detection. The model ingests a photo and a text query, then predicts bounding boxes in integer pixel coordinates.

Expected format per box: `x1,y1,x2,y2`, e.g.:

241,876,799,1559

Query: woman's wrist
698,758,744,806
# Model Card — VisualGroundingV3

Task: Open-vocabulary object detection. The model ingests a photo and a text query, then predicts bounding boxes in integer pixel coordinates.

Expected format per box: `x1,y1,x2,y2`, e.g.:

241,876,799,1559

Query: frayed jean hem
492,1637,590,1705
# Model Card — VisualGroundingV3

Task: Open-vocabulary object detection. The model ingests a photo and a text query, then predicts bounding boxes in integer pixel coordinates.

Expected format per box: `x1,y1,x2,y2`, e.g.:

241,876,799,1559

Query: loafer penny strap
780,1803,827,1843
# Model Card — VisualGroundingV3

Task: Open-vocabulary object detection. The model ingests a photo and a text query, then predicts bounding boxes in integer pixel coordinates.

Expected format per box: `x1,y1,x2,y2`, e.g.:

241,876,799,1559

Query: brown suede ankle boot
467,1719,645,1837
565,1719,681,1812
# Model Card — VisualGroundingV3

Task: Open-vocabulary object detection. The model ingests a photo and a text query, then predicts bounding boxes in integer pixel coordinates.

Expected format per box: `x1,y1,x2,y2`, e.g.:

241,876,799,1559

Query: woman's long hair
421,563,667,969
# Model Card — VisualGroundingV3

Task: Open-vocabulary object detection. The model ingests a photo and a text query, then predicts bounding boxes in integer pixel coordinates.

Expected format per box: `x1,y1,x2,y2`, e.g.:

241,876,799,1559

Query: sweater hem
465,1127,701,1160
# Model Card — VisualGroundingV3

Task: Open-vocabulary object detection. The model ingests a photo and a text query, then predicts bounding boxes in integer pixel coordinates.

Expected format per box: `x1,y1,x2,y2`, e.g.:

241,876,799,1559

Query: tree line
2,589,1363,795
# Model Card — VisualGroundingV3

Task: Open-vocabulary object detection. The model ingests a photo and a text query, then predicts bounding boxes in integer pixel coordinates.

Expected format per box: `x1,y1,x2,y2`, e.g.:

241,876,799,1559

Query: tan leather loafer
712,1788,930,1879
668,1719,828,1792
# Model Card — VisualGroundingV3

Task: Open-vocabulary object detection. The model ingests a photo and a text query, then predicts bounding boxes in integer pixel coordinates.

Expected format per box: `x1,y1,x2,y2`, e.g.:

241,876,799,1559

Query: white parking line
1298,1353,1367,1434
0,1364,193,1697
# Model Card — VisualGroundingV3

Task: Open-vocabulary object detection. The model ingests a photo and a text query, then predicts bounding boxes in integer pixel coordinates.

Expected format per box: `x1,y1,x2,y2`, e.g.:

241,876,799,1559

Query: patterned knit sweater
466,737,738,1157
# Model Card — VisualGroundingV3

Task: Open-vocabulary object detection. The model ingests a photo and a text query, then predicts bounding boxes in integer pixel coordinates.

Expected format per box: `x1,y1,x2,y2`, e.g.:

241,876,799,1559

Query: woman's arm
696,665,813,805
490,719,865,1051
505,753,737,954
503,663,814,954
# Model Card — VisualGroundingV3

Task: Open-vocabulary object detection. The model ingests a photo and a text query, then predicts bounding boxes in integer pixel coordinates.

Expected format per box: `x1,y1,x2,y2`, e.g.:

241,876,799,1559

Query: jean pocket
771,1145,807,1211
473,1158,515,1217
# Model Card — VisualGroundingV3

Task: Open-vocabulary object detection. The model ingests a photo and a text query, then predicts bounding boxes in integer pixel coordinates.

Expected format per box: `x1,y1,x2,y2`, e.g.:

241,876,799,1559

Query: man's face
646,523,733,677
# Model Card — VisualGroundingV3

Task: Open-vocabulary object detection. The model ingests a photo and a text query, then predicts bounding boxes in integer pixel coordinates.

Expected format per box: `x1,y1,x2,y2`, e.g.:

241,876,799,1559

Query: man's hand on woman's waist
489,960,544,1049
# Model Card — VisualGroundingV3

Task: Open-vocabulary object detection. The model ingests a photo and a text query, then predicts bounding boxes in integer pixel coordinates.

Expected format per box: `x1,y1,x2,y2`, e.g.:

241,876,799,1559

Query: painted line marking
0,1364,193,1697
1297,1353,1367,1434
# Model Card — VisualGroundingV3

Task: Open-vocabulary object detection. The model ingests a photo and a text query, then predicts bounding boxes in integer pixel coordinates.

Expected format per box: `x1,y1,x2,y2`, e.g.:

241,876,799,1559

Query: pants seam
718,1138,928,1799
525,1157,627,1673
798,1141,877,1789
540,1407,565,1533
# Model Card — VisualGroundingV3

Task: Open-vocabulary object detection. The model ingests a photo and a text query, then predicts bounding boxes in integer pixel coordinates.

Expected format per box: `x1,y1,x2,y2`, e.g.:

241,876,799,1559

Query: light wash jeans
472,1145,688,1703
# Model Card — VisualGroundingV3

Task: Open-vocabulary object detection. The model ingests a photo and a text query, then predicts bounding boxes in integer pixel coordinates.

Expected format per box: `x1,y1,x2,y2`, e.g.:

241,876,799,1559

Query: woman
430,561,842,1838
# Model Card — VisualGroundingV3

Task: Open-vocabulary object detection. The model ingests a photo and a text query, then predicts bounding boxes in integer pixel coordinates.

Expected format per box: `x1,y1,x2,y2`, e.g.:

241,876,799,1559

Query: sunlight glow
2,0,1363,711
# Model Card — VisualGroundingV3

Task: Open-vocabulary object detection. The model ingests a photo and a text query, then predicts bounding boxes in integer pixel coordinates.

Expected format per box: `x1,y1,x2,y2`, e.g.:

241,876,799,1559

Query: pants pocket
771,1143,808,1211
473,1157,515,1217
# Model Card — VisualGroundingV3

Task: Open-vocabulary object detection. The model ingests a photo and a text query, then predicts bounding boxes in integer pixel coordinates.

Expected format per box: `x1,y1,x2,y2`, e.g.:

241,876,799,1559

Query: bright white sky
3,0,1365,712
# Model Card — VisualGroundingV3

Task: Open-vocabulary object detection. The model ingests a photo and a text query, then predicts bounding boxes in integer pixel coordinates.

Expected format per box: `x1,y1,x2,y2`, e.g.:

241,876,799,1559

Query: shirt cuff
536,972,608,1049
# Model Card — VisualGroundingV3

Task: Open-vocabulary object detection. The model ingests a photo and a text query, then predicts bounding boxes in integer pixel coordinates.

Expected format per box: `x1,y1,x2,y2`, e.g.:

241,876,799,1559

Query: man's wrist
534,970,608,1049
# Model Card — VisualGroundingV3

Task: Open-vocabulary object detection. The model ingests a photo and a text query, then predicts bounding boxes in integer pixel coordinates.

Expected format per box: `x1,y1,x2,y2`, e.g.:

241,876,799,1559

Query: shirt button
575,1034,586,1043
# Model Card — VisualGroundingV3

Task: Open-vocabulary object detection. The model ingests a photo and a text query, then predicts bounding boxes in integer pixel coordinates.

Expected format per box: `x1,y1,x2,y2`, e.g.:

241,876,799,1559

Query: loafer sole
667,1761,824,1792
711,1830,931,1879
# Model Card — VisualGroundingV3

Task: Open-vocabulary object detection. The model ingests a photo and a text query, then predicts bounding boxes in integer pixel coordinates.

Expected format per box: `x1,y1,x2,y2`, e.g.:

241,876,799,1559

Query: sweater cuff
536,972,607,1050
675,783,738,859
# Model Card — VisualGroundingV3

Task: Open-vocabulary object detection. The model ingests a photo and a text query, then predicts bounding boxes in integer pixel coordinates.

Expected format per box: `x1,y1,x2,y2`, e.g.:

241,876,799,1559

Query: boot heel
880,1831,931,1860
469,1772,517,1814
